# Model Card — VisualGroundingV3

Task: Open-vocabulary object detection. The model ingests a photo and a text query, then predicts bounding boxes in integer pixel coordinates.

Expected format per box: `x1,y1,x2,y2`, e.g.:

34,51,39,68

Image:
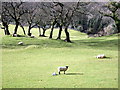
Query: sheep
58,66,69,74
12,34,21,37
28,35,35,38
52,72,57,76
96,54,106,59
30,35,35,38
12,34,18,37
18,41,23,45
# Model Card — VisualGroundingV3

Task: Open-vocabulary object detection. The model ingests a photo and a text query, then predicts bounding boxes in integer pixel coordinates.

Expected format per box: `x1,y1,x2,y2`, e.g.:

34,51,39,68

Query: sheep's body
52,72,57,76
13,34,21,37
18,42,23,45
58,66,68,74
30,35,35,38
96,54,106,58
13,34,18,37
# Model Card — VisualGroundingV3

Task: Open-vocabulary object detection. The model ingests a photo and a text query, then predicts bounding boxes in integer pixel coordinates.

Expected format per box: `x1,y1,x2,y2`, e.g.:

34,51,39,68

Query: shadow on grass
105,57,111,59
2,34,119,49
66,72,84,75
97,57,111,59
73,38,119,50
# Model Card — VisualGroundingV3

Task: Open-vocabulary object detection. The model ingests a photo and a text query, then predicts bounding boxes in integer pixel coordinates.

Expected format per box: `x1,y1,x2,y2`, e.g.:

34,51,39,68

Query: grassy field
0,25,119,88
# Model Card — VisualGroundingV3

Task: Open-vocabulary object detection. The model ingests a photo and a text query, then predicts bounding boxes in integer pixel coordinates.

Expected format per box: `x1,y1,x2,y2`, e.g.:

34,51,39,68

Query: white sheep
18,41,23,45
96,54,106,58
12,34,18,37
30,35,35,38
58,66,69,74
52,72,57,76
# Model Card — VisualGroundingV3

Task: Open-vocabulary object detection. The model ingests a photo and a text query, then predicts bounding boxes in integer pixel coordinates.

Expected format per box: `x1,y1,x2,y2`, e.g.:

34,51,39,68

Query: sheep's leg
64,71,65,74
59,72,60,74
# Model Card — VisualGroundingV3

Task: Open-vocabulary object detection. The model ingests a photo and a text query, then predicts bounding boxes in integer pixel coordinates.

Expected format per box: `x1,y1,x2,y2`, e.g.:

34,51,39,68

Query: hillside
0,25,119,88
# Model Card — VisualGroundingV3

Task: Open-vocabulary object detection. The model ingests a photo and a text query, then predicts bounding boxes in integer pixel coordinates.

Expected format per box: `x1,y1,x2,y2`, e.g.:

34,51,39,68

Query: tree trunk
2,21,10,35
4,26,10,35
57,25,62,40
5,25,10,35
42,28,46,37
28,26,32,36
38,27,41,36
20,24,26,35
14,21,19,34
49,25,54,39
49,20,57,39
64,26,71,42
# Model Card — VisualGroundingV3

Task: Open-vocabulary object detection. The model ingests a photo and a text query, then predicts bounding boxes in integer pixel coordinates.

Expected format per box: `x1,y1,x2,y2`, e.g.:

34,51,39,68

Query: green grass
0,24,119,88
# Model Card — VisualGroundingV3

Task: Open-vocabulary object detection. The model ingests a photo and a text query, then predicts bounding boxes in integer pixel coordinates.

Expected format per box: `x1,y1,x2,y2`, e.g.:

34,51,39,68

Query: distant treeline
1,2,120,42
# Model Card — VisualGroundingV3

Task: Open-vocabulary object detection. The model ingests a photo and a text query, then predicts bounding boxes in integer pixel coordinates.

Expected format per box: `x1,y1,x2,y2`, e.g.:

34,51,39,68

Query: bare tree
41,2,58,39
62,2,84,42
40,2,91,42
36,14,51,37
2,2,27,35
39,2,62,39
19,21,26,35
53,2,64,40
34,3,51,37
22,2,39,36
1,5,11,35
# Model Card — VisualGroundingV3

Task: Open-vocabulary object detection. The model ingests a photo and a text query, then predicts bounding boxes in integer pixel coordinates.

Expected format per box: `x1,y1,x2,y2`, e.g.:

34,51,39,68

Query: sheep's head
66,66,69,68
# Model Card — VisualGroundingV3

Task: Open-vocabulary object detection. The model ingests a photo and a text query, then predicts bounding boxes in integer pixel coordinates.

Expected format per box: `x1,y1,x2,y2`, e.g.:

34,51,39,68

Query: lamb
52,72,57,76
58,66,69,74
